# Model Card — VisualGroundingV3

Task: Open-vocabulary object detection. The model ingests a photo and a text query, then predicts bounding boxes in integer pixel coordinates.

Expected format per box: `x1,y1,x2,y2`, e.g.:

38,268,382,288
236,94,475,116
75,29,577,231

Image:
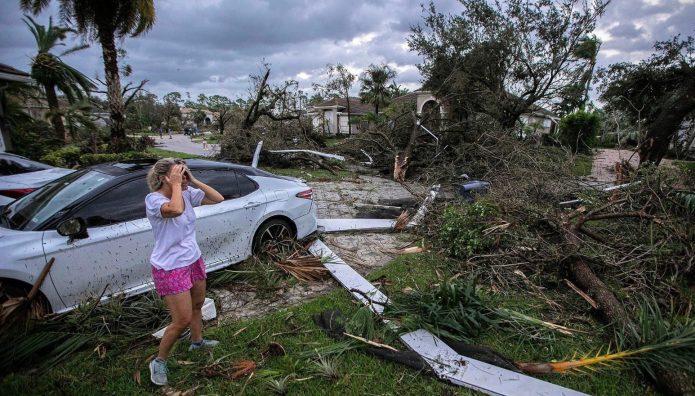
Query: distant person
202,136,208,150
158,127,163,139
168,128,172,139
146,158,224,386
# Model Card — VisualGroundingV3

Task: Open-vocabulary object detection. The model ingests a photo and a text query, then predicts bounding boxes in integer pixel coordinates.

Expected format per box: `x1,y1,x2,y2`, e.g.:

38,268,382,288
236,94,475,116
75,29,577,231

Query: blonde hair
147,158,186,192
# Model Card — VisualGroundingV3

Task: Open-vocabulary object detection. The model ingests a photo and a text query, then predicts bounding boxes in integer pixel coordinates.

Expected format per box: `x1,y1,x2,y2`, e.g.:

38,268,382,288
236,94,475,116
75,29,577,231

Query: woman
145,158,224,386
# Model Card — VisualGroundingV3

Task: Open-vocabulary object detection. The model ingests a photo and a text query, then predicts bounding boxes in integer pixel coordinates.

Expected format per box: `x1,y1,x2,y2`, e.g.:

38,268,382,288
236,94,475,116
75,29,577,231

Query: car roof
89,158,282,179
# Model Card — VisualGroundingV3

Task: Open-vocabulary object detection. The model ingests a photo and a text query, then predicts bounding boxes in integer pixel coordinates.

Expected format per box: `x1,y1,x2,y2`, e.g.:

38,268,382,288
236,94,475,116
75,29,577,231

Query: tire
0,279,51,317
252,218,295,254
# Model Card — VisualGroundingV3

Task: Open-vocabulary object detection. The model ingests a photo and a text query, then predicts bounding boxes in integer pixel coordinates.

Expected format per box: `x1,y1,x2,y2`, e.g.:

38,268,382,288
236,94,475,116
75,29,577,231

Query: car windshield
1,170,115,231
0,155,51,175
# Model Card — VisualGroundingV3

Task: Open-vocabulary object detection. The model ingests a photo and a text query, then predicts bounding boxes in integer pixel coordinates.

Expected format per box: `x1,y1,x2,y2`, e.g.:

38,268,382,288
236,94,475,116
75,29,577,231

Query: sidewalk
154,133,218,157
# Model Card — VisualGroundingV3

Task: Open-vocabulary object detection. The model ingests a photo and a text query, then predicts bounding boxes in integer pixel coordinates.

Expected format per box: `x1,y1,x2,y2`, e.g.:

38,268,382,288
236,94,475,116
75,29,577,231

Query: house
393,89,558,135
180,107,218,127
0,63,34,152
307,97,374,135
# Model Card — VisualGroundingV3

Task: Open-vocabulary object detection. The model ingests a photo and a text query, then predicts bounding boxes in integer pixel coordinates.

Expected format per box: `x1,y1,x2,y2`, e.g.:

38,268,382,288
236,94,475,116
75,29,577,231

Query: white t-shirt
145,187,205,271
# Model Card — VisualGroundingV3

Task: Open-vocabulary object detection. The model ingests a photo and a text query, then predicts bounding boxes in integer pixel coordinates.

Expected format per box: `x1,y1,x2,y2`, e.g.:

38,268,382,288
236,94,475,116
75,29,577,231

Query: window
236,173,257,197
191,169,239,199
0,156,50,176
72,178,150,227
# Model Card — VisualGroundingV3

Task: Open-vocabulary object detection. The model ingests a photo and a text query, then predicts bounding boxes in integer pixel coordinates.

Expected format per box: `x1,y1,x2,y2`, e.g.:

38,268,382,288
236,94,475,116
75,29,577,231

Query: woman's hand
164,164,185,187
183,166,198,187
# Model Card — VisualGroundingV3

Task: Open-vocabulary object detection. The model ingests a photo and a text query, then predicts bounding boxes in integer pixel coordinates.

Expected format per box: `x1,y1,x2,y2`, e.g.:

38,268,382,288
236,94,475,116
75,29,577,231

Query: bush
558,110,602,153
439,200,498,258
7,120,62,160
40,145,82,168
79,151,156,166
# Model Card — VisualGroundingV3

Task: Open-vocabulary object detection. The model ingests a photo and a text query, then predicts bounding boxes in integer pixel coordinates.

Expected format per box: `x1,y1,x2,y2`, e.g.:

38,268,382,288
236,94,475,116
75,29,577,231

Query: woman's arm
161,164,185,217
186,169,224,205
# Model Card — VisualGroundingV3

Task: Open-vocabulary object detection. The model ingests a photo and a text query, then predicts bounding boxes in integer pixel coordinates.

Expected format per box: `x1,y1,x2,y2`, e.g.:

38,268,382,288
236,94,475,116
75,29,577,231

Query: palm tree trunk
99,31,127,152
44,83,67,143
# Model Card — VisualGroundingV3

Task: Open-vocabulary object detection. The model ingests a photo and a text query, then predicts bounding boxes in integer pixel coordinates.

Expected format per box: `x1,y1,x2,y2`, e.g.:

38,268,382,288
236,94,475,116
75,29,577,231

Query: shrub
558,110,602,153
40,145,82,168
7,120,62,160
439,200,498,258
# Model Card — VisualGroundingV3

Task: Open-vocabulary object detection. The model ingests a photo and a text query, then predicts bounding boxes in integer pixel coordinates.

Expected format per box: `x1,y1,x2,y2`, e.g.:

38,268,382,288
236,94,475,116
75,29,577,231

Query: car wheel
253,218,295,255
0,280,51,324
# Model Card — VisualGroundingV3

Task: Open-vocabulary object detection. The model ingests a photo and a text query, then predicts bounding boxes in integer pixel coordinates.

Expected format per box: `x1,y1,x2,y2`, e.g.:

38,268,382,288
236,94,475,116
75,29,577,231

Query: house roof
312,97,375,114
0,63,32,83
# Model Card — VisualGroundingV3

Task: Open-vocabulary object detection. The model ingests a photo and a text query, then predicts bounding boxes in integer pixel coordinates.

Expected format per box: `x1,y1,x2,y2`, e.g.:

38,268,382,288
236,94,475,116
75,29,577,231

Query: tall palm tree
359,64,397,116
21,0,156,152
24,16,93,143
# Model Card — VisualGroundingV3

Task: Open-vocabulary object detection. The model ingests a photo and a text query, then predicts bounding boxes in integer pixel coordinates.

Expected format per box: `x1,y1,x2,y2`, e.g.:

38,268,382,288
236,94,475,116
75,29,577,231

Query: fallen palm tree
275,252,329,282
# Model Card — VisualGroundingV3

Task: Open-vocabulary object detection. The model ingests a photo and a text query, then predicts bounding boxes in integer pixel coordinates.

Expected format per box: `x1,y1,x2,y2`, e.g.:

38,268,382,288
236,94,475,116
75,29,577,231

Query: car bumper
294,205,318,239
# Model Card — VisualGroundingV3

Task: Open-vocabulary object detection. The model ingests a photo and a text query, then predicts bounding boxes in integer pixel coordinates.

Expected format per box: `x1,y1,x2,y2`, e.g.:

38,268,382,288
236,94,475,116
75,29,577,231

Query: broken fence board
317,218,395,233
307,239,587,396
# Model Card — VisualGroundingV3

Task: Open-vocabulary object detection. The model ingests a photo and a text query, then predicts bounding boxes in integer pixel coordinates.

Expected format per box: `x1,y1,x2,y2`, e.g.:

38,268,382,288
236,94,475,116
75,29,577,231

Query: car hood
0,168,75,189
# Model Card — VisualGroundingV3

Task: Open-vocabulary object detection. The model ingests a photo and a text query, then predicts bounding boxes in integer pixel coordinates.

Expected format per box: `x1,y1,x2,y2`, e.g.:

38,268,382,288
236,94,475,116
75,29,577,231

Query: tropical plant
21,0,156,152
439,200,499,259
359,64,397,116
23,16,93,143
385,277,498,341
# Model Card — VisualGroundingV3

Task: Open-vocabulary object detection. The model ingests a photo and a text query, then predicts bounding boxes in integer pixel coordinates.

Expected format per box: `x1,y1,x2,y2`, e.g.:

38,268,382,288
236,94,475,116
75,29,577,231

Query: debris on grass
311,355,340,381
0,257,54,335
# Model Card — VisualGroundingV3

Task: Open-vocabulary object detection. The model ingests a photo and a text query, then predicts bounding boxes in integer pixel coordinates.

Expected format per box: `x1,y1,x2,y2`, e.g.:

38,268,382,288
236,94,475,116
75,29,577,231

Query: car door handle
244,201,261,208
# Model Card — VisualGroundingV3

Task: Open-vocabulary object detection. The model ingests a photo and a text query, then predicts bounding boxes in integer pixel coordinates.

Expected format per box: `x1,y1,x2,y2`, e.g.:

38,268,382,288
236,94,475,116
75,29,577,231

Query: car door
190,169,266,271
42,177,152,310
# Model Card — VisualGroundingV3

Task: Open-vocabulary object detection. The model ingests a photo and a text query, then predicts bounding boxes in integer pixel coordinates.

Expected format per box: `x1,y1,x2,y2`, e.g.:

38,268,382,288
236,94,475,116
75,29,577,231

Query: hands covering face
164,164,186,186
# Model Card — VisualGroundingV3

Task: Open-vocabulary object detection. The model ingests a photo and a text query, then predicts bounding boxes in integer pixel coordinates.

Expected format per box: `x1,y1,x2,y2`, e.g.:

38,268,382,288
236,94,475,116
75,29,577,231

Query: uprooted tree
220,64,305,162
598,35,695,165
408,0,608,129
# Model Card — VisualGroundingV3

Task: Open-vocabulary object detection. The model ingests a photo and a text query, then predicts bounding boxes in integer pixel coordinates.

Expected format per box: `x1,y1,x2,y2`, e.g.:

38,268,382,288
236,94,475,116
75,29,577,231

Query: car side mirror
57,218,88,241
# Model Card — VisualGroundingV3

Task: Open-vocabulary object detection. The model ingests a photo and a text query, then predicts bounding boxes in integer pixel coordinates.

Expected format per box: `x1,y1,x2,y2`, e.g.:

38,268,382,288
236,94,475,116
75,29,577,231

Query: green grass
146,147,203,159
190,136,220,145
1,252,650,395
262,167,355,182
673,160,695,172
573,154,594,177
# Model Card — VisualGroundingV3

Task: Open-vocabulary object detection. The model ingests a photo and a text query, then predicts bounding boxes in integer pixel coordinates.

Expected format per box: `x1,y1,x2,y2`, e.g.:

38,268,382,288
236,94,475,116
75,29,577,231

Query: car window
3,170,115,230
191,169,238,199
0,156,50,176
72,178,150,227
237,172,258,197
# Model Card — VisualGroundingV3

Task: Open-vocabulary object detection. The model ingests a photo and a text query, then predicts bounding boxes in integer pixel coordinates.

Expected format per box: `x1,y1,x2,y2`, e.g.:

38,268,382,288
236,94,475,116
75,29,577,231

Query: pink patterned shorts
151,257,206,296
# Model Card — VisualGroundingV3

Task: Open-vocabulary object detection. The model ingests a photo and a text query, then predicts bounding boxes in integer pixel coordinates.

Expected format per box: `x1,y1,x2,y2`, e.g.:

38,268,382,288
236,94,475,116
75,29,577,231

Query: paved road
588,148,673,183
153,133,218,157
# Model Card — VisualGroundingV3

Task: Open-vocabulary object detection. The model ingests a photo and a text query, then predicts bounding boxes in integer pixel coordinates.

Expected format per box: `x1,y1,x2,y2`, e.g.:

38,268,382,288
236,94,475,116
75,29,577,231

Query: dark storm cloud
1,0,693,100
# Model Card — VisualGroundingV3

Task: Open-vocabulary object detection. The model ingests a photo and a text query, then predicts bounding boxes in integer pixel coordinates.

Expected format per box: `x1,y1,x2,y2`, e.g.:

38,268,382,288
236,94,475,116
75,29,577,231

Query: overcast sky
1,0,693,102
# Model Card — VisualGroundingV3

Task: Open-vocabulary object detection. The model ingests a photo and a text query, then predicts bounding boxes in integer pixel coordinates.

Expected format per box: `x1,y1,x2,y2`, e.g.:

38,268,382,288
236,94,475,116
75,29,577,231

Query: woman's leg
189,279,206,342
158,291,193,360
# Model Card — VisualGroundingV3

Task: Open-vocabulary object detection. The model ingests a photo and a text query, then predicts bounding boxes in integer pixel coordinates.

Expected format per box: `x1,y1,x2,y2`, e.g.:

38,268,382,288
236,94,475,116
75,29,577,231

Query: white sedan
0,159,317,313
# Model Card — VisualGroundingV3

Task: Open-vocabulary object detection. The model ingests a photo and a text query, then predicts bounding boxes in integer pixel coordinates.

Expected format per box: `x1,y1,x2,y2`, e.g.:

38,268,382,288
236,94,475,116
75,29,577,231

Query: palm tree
359,64,397,116
24,16,93,143
21,0,156,152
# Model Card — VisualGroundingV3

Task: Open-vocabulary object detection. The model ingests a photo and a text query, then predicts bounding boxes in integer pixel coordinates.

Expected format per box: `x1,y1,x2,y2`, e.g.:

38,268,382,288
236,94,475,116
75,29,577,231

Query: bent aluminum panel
307,239,587,396
317,218,395,233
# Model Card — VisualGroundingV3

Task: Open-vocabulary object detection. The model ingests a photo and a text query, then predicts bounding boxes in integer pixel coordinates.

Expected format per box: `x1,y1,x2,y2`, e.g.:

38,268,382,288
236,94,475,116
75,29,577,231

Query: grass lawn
573,154,593,177
673,160,695,172
1,250,649,395
146,147,203,159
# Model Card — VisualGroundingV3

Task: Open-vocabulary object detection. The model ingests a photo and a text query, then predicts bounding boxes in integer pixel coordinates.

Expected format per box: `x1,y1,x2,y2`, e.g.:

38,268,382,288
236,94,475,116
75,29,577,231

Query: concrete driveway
212,175,423,324
153,133,218,157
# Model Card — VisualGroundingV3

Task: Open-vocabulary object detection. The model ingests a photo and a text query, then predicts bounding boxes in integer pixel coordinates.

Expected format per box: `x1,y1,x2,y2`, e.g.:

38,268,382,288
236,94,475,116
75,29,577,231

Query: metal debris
307,240,587,396
251,141,263,168
267,150,345,161
317,219,396,233
408,184,440,226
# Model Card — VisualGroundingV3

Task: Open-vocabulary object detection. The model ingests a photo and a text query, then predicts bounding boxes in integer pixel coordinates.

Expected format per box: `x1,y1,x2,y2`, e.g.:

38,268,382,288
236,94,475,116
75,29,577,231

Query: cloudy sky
1,0,693,102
